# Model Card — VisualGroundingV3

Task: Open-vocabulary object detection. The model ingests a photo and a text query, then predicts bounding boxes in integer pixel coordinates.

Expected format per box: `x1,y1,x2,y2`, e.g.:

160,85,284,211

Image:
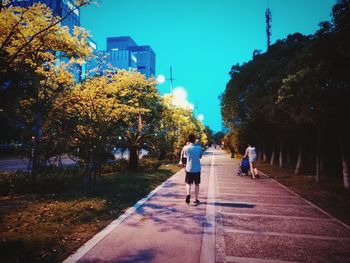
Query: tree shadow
79,249,157,263
196,201,254,209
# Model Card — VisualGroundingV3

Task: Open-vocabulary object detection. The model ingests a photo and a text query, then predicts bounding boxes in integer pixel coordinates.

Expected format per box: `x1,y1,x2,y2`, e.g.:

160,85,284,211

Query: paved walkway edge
200,152,216,263
63,168,184,263
258,170,350,230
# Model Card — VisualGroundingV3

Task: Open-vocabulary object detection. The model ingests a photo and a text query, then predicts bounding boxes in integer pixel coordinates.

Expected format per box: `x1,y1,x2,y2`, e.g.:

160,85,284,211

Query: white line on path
224,228,350,241
63,169,184,263
217,200,311,207
219,193,300,198
221,212,335,221
200,151,216,263
226,256,300,263
258,170,350,230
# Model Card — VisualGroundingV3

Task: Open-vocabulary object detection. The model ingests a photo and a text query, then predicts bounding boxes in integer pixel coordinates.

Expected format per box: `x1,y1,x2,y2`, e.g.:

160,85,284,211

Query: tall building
129,46,156,79
105,36,156,78
107,36,137,51
11,0,80,30
11,0,97,81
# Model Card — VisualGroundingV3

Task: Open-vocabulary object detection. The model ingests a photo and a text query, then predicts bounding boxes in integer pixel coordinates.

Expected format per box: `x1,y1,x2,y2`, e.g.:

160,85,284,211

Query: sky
80,0,336,132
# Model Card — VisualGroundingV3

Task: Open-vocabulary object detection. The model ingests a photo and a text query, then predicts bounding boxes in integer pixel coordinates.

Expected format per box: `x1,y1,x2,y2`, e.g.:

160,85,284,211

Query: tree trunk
262,138,267,162
129,145,139,171
286,148,291,165
339,130,350,190
341,153,350,190
270,142,275,165
31,110,43,191
258,142,262,161
84,161,93,195
315,128,321,182
294,139,302,175
279,137,284,168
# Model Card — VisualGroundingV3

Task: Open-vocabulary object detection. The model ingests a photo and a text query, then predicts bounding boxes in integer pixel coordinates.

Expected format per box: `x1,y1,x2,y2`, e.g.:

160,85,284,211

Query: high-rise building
11,0,80,30
129,46,156,79
105,36,156,78
11,0,97,81
107,36,137,51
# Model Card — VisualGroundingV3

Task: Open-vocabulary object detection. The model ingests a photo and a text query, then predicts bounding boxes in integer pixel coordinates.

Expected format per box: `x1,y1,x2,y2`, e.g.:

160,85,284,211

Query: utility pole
168,66,175,96
265,8,272,50
167,66,175,105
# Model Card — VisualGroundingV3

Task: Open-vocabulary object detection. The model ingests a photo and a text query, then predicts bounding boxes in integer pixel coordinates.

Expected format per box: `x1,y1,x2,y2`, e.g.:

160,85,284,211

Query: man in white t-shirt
179,142,190,167
184,134,202,204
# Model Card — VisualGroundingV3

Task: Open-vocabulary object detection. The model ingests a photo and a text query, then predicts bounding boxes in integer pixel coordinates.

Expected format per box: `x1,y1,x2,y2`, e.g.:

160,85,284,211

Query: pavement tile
222,214,350,237
224,232,350,263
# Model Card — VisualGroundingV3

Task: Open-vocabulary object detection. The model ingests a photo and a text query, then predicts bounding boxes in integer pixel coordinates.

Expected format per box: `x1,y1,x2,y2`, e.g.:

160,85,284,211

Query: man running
184,134,202,204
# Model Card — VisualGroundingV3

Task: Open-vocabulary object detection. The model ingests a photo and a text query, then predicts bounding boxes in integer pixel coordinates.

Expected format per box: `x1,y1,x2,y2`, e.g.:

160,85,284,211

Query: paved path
65,149,350,263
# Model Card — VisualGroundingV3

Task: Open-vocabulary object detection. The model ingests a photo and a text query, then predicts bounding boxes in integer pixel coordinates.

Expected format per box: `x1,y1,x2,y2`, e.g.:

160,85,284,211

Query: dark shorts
182,157,187,165
185,171,201,185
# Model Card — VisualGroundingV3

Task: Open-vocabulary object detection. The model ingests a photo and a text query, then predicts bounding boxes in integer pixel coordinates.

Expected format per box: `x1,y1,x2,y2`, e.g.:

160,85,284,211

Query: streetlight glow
156,74,165,84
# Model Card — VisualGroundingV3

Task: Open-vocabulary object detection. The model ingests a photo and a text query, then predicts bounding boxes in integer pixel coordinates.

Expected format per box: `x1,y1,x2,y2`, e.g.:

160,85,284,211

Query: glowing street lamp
156,74,165,84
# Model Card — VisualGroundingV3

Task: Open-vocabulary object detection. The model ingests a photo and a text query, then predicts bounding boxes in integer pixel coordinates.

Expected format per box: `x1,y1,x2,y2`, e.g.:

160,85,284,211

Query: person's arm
179,147,184,164
243,147,248,158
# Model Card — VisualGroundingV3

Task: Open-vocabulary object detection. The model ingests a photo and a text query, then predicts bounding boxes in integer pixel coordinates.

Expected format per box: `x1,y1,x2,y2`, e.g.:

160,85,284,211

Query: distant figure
184,134,202,204
243,144,258,179
179,142,190,167
229,144,235,158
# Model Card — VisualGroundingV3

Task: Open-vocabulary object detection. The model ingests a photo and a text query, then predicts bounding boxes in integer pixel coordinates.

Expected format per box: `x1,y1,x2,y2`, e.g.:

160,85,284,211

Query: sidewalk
64,149,350,263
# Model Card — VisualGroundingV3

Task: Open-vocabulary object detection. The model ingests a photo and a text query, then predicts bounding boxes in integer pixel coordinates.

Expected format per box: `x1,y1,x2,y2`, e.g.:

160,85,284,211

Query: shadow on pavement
79,249,156,263
197,202,254,209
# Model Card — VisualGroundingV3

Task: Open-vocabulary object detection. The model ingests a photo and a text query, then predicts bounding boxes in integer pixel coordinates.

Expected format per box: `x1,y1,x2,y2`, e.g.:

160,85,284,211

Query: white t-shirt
180,145,189,159
185,143,202,173
245,146,257,162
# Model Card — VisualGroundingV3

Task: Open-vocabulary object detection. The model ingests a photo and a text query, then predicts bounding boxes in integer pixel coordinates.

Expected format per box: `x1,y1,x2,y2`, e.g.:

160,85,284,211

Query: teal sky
81,0,336,132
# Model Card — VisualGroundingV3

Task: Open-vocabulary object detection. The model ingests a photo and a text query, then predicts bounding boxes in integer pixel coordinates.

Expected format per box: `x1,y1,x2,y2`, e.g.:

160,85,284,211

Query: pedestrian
243,144,258,179
229,144,235,158
184,134,202,204
179,142,190,167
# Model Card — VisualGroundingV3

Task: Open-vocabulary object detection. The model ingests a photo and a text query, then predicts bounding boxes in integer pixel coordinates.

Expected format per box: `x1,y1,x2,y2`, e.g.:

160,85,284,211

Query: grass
0,164,181,263
256,162,350,225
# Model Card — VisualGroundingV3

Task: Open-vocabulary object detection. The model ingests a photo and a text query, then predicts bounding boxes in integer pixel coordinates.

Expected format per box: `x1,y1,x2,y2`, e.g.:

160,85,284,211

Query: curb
63,168,184,263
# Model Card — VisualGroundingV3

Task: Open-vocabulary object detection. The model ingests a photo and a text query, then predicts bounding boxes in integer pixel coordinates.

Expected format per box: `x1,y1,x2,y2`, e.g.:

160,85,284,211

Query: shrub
139,157,162,171
101,158,128,173
0,171,31,195
0,166,82,196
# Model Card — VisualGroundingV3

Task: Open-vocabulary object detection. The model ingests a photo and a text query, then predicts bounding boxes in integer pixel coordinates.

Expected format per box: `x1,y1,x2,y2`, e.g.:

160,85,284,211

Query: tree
0,2,92,189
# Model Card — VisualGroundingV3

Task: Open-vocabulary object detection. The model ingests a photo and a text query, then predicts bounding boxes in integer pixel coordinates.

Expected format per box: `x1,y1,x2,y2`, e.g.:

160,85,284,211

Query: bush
139,157,162,171
0,171,30,195
36,166,82,193
0,166,82,196
101,158,128,173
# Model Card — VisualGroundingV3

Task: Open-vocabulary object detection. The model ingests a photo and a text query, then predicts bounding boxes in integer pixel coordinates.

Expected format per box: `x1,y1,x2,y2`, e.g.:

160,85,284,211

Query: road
63,148,350,263
0,149,148,171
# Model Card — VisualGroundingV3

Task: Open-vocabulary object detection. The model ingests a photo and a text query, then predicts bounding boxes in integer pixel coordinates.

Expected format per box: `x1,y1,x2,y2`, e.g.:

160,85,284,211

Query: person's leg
194,184,199,201
186,183,191,195
253,164,258,178
249,162,256,178
185,183,191,203
185,172,192,203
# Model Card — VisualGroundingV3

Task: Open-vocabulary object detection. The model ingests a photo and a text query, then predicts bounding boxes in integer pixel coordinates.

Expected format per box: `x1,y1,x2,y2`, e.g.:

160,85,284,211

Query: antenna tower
265,8,272,49
168,66,175,95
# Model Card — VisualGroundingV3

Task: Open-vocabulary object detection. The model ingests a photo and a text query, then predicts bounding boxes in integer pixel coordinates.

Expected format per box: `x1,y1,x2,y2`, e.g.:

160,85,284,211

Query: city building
129,46,156,79
105,36,156,79
11,0,97,81
11,0,81,30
